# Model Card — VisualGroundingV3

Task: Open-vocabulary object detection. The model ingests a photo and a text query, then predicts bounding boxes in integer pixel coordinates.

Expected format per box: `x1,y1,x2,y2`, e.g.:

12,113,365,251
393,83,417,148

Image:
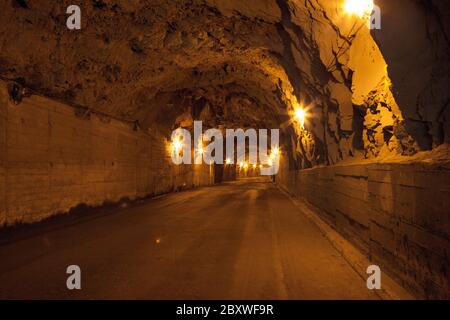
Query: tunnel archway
0,0,419,166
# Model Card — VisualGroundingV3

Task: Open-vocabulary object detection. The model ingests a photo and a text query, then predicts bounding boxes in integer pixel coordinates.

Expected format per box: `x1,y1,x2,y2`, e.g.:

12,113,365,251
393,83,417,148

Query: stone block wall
276,156,450,299
0,81,213,226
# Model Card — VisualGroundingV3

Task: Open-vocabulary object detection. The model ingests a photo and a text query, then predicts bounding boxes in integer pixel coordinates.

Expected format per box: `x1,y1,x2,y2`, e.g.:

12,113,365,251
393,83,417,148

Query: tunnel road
0,178,379,300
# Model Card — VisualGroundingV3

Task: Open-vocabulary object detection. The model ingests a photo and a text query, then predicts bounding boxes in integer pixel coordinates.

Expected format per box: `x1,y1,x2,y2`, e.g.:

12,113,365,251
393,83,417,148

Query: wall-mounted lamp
172,137,183,154
270,147,280,159
265,147,280,167
226,158,232,165
295,108,306,129
196,143,204,155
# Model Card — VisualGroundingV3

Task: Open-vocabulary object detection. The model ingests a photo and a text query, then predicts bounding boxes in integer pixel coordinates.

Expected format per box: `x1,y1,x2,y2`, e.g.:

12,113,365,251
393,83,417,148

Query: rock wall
372,0,450,149
276,156,450,299
2,0,444,170
0,80,213,226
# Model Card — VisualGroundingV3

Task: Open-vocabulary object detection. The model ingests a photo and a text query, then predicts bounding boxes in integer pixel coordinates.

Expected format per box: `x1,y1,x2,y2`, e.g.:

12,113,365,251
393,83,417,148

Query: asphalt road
0,178,379,299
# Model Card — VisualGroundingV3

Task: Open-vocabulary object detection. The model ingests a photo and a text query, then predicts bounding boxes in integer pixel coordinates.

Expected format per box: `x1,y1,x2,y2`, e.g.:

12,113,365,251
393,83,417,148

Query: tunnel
0,0,449,301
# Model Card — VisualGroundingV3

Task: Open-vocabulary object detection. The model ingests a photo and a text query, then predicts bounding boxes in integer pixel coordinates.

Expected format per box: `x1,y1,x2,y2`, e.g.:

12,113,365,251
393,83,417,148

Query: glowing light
344,0,374,18
226,158,232,165
172,138,182,153
259,164,263,169
243,162,249,169
270,147,280,160
196,139,204,155
253,164,257,169
295,108,306,129
267,147,280,166
239,161,244,167
273,147,280,155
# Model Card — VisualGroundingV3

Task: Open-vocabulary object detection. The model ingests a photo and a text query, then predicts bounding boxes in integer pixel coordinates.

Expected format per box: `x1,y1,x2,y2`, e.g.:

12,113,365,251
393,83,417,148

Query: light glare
270,147,280,159
295,108,306,129
344,0,374,18
173,139,182,152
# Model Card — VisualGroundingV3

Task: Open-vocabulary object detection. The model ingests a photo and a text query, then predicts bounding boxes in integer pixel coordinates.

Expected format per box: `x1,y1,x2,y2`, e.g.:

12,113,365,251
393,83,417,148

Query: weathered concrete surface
0,178,379,300
0,81,213,226
276,156,450,299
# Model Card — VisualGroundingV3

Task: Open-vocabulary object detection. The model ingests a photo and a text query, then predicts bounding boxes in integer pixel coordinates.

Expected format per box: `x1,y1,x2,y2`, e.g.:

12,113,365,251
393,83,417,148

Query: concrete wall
0,81,213,226
222,164,237,182
276,156,450,299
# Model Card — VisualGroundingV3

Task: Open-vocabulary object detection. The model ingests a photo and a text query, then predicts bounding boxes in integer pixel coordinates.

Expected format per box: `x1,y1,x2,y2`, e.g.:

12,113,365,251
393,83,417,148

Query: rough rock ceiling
1,0,449,167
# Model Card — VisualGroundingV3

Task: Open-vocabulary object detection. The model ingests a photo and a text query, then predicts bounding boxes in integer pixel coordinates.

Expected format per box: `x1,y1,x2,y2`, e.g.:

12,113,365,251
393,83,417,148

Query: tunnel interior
0,0,449,299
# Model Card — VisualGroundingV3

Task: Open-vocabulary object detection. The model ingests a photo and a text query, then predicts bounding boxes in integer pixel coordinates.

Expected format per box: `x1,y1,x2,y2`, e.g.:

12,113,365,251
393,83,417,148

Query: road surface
0,178,378,299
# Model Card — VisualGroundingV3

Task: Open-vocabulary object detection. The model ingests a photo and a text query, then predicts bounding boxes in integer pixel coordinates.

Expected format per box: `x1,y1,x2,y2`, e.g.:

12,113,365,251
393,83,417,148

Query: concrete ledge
276,158,450,299
279,185,415,300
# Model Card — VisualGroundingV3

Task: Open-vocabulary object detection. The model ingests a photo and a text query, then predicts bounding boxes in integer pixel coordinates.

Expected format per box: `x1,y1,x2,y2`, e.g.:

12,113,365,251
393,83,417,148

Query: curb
278,185,415,300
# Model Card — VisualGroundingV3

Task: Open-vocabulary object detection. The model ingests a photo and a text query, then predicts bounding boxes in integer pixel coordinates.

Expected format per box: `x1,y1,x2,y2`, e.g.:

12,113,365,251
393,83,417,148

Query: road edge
276,184,415,300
